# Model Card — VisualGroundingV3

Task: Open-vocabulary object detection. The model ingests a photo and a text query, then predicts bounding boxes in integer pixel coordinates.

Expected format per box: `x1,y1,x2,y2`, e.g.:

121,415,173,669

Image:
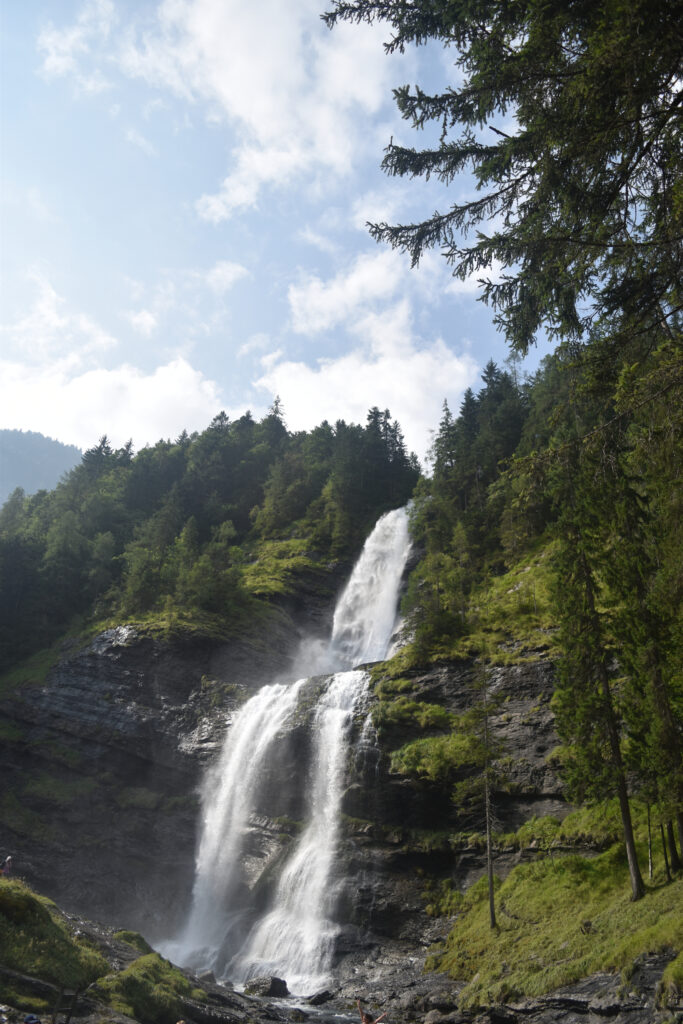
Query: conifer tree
323,0,682,358
550,446,645,900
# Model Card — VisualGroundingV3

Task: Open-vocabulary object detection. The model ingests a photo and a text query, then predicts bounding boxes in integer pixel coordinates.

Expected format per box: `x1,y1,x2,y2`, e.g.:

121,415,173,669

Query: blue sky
1,0,549,464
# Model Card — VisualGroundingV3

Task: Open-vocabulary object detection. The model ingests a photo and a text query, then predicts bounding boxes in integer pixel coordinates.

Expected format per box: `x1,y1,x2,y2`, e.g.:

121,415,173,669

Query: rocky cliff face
0,595,331,936
2,617,679,1024
1,604,563,954
329,654,567,948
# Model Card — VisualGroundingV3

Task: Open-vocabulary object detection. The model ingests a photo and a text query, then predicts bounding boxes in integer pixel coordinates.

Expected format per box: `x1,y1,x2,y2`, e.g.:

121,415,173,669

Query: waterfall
162,506,411,992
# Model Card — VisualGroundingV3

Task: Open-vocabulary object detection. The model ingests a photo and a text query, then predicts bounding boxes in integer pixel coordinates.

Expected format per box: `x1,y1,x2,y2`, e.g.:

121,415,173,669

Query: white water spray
164,507,411,991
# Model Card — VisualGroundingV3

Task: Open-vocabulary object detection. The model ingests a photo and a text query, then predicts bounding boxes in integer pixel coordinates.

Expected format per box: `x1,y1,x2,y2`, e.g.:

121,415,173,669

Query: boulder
244,976,290,998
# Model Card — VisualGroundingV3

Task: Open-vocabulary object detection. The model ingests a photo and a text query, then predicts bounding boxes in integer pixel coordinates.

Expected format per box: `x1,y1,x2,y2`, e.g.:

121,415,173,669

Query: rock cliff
1,618,678,1023
1,608,561,946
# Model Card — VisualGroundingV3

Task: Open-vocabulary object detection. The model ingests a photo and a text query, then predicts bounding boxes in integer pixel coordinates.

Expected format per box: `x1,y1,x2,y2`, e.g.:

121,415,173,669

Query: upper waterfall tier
330,506,412,667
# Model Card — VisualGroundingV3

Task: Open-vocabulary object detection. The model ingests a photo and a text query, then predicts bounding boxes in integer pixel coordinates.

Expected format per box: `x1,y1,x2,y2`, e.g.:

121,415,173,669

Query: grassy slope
428,829,682,1009
372,538,682,1010
0,880,107,996
0,879,205,1024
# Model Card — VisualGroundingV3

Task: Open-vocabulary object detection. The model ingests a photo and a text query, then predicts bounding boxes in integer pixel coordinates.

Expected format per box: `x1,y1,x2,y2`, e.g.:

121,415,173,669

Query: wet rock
245,977,290,998
307,991,334,1006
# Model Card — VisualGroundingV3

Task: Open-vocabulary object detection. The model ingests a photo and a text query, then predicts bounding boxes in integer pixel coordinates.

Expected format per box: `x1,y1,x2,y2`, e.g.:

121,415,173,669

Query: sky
0,0,550,466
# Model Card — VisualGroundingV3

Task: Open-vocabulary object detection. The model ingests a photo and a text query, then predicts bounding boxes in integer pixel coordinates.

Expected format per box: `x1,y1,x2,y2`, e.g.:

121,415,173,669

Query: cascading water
162,506,411,992
232,669,368,991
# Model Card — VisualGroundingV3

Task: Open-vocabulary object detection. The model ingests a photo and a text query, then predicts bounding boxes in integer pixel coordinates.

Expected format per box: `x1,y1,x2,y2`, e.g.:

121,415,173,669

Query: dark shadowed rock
245,976,290,997
306,990,334,1005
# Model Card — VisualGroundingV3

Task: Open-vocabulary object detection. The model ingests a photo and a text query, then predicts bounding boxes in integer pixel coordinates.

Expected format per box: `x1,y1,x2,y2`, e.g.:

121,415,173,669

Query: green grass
372,696,454,736
659,952,683,1008
0,880,211,1024
92,953,206,1024
0,879,108,992
390,731,478,782
113,930,155,955
0,721,25,742
242,538,321,597
428,845,682,1009
382,537,558,674
513,802,627,850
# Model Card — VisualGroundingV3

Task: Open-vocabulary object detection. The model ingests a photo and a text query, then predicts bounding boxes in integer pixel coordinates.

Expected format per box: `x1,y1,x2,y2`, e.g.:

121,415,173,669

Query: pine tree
323,0,682,357
550,446,645,900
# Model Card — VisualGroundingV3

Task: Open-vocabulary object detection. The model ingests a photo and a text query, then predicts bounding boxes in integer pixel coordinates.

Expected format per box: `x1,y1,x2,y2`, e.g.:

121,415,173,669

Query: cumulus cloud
237,332,271,358
0,356,224,452
288,247,457,336
350,187,409,233
0,274,224,450
289,250,406,334
297,227,340,255
43,0,413,217
3,271,117,362
256,300,478,463
119,260,248,339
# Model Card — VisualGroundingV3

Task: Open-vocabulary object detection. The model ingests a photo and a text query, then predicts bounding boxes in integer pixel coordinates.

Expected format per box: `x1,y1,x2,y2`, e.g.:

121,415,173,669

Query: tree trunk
647,805,653,880
600,689,643,897
482,679,497,930
485,772,496,930
666,821,681,872
584,561,645,900
661,823,672,882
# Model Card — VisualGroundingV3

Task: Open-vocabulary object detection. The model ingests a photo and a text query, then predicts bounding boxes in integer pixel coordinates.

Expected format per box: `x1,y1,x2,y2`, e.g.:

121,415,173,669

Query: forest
0,405,419,668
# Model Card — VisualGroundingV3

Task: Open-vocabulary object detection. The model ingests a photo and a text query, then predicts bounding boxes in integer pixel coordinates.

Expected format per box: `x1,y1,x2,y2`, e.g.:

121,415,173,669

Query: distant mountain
0,429,82,505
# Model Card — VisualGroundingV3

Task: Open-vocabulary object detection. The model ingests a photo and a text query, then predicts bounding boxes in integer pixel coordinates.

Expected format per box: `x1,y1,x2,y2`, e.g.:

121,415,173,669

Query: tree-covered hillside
0,404,418,671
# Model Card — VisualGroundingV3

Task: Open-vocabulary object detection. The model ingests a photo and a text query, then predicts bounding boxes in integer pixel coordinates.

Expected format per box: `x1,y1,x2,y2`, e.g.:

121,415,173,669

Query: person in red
357,998,387,1024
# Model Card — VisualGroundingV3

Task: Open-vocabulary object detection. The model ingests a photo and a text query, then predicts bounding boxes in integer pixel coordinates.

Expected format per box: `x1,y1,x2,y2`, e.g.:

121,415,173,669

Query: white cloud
26,187,59,224
289,250,405,334
2,271,117,362
0,356,223,451
287,247,457,336
297,227,340,255
38,0,115,93
237,332,270,358
204,260,249,294
46,0,414,217
256,300,478,462
0,273,223,449
127,309,158,336
350,188,408,232
119,261,247,338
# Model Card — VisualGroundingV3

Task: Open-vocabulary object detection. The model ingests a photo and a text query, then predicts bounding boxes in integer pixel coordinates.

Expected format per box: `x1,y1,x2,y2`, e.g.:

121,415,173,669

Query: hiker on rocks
1,855,11,876
357,998,387,1024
